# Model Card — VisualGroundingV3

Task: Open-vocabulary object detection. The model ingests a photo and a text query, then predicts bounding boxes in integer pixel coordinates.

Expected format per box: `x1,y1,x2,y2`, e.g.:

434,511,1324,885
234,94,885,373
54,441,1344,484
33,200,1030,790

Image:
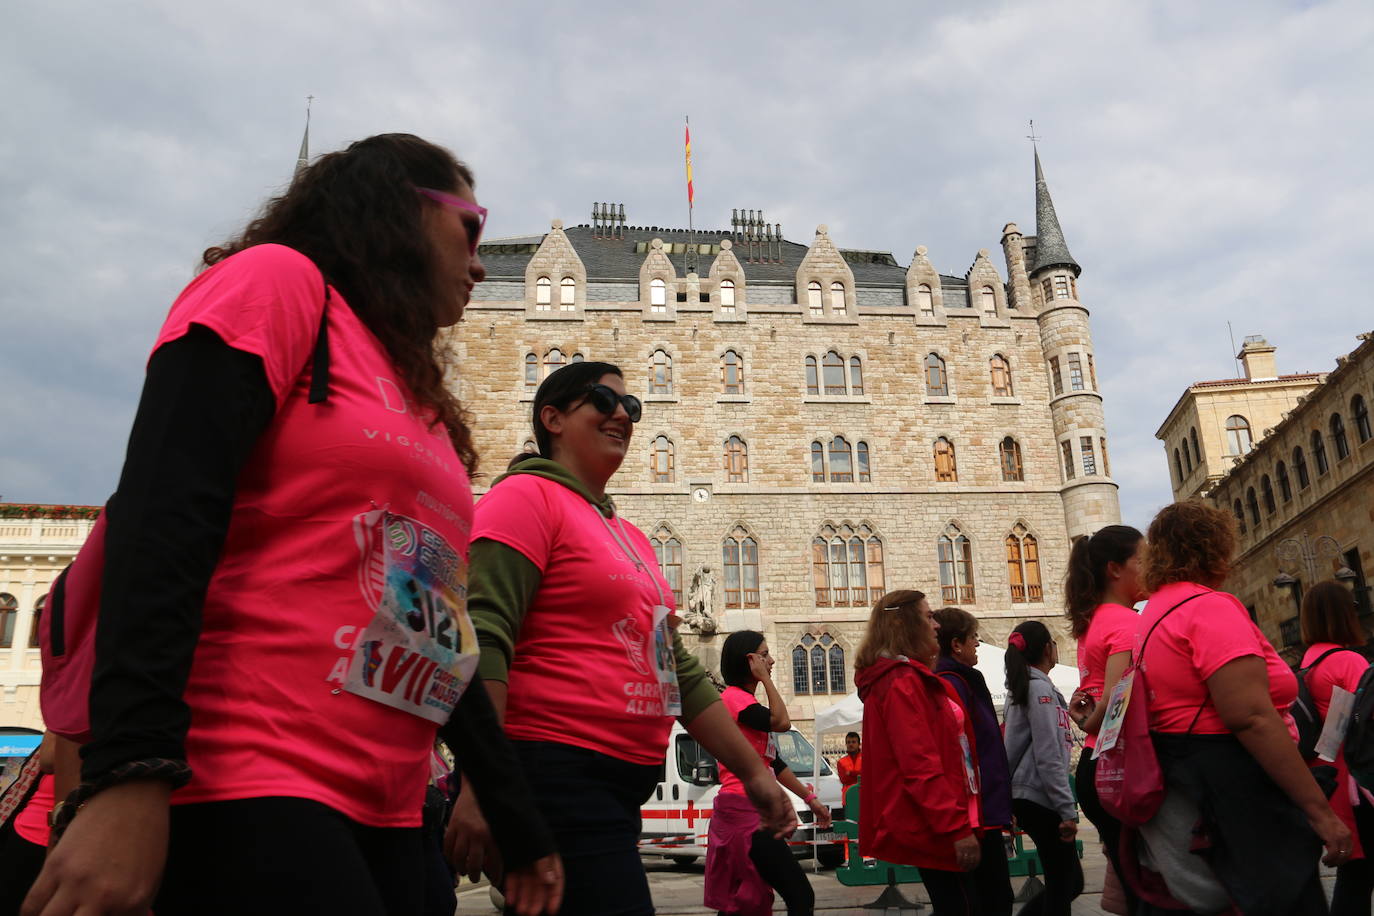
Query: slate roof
1029,149,1080,276
478,225,969,296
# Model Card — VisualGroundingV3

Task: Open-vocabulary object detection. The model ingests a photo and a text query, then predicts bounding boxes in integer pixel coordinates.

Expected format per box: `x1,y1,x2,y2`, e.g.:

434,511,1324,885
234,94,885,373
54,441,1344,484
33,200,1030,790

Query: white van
639,722,845,868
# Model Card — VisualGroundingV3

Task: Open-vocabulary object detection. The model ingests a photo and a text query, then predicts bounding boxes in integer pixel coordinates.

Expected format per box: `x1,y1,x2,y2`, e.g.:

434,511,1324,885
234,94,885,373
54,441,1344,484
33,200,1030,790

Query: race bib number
1093,670,1134,758
653,604,682,716
344,509,479,724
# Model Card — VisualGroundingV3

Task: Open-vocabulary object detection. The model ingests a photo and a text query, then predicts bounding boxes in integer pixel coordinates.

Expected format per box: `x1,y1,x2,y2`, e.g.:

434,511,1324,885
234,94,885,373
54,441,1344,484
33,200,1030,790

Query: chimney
1238,335,1278,380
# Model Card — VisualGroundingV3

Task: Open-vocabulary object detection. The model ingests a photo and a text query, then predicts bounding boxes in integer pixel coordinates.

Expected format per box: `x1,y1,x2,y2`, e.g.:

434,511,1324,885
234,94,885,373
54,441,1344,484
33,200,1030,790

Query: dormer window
535,276,552,311
917,284,934,317
807,281,823,316
980,286,996,317
560,277,576,310
650,278,667,312
720,278,736,313
830,281,846,315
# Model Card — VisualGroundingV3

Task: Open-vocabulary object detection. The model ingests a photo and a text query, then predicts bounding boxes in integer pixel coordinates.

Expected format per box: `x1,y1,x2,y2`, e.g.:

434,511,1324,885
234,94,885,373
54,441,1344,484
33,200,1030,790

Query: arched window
724,436,748,483
938,525,975,603
810,644,826,693
1006,525,1043,603
925,353,948,397
1226,415,1252,455
559,277,576,309
812,524,884,607
1190,427,1201,464
856,442,871,482
535,276,552,309
522,439,537,454
1276,461,1292,502
1173,448,1183,484
543,348,565,376
828,436,853,482
792,646,809,695
934,437,957,482
571,352,585,363
829,643,846,692
1293,446,1311,489
1246,487,1260,527
980,286,996,317
1331,413,1350,461
524,352,539,390
804,356,819,396
0,593,15,649
29,594,45,648
1000,437,1024,481
720,278,736,310
810,441,825,482
721,350,744,395
1233,499,1247,534
1184,439,1195,473
1261,475,1276,515
1312,429,1329,476
791,634,846,695
651,528,684,607
650,277,667,311
849,356,864,396
807,281,823,315
651,436,674,483
916,283,934,316
650,349,672,395
722,526,760,608
830,281,846,315
822,351,846,395
1354,394,1372,444
989,355,1014,397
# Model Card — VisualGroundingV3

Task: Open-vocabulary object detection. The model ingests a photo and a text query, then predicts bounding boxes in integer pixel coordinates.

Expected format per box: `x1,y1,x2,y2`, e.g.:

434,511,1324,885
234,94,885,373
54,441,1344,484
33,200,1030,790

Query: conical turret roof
1030,149,1080,277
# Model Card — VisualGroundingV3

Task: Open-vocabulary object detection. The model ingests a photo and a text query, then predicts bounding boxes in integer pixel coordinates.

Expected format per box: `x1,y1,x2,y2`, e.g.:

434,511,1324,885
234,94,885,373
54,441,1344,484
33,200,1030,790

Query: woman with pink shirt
1129,501,1349,915
1298,581,1374,916
1062,525,1145,912
23,135,560,916
451,361,795,916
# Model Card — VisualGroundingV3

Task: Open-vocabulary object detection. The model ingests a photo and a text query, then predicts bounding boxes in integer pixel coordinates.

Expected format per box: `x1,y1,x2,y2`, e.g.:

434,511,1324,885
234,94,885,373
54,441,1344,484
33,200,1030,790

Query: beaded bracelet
49,757,192,843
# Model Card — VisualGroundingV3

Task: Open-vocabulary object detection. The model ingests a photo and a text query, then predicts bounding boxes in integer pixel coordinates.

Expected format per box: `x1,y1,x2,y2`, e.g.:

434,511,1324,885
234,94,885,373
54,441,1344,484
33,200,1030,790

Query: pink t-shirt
155,245,478,827
13,774,54,847
1300,643,1370,718
718,685,773,796
1140,582,1297,735
1077,603,1139,749
472,474,677,766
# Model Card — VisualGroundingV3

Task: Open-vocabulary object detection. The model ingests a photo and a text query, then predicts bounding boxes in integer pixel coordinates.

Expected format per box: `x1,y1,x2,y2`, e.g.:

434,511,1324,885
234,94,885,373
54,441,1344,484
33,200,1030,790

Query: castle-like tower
449,151,1121,736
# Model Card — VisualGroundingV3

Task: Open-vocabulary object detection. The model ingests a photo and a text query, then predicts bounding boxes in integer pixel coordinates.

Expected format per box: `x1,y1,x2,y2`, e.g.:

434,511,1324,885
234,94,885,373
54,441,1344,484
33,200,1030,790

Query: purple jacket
936,655,1013,828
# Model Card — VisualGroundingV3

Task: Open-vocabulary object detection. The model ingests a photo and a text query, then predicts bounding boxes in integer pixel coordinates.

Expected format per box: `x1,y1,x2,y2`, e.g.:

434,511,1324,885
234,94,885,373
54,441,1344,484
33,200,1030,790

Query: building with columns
449,151,1121,734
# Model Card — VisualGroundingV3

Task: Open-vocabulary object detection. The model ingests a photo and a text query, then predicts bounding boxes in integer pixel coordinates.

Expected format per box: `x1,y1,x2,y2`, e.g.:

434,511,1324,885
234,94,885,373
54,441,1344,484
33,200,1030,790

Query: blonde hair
855,589,929,670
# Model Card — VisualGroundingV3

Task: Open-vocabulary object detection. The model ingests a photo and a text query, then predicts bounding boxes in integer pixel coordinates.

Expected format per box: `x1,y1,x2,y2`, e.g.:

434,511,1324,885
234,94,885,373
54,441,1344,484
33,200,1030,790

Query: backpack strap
1139,591,1211,735
307,275,332,405
1300,647,1357,679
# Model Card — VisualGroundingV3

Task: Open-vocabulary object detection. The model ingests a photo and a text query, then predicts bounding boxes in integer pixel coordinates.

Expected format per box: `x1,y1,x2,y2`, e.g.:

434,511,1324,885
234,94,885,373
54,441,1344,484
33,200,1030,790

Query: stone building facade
449,152,1122,732
0,507,99,730
1201,333,1374,662
1156,336,1324,500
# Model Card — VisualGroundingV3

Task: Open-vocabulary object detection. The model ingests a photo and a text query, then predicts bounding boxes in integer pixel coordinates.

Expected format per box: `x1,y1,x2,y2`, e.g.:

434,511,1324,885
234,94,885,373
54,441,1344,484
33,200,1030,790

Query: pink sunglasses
416,187,488,254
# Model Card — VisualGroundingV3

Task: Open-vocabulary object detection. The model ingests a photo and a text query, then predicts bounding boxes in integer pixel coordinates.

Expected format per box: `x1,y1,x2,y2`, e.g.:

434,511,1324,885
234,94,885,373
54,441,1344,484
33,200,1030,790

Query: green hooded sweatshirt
467,457,719,722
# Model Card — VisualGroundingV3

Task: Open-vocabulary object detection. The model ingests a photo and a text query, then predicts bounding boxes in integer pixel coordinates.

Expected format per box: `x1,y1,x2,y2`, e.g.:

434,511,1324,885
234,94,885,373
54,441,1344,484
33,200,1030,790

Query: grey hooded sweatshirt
1003,667,1077,821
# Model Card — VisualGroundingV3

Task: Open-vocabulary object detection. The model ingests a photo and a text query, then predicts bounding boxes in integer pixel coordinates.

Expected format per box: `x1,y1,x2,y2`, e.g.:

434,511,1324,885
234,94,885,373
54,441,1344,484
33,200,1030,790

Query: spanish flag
685,118,694,209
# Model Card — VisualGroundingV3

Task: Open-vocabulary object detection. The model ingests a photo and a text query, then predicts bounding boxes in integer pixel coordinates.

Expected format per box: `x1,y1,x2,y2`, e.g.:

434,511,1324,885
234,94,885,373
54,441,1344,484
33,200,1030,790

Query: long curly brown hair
203,133,478,474
1143,500,1236,593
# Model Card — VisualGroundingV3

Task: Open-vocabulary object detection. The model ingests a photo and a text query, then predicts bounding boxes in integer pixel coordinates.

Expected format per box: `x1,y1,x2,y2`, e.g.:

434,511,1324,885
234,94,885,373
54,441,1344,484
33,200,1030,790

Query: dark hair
720,629,766,688
525,361,624,459
934,606,977,657
1065,525,1145,639
845,731,860,740
203,133,479,473
1301,581,1364,647
1005,620,1053,707
1144,500,1236,592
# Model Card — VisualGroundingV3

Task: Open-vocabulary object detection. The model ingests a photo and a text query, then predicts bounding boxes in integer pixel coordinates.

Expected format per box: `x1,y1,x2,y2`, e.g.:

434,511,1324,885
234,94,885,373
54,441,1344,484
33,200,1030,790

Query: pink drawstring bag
38,508,107,743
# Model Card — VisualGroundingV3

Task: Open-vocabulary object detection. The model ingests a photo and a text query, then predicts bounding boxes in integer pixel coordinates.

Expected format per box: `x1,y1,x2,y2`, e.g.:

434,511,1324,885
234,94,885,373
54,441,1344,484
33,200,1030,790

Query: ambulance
639,722,845,867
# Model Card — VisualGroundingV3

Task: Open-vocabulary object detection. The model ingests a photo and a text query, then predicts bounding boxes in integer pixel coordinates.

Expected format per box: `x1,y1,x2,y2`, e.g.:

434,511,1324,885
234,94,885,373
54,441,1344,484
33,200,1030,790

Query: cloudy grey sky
3,0,1371,532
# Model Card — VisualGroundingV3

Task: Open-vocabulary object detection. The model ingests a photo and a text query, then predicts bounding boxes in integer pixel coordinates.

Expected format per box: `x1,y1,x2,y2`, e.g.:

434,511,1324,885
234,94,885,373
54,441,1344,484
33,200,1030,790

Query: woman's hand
1311,808,1354,867
742,771,798,839
952,833,981,872
747,652,772,683
22,779,171,916
1068,690,1095,729
807,796,833,830
444,782,501,883
1057,819,1078,842
503,853,564,916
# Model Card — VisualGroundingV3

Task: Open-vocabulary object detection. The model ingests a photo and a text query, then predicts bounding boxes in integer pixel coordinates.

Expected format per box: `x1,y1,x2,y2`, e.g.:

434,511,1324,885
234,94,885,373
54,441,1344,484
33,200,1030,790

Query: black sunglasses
577,384,642,423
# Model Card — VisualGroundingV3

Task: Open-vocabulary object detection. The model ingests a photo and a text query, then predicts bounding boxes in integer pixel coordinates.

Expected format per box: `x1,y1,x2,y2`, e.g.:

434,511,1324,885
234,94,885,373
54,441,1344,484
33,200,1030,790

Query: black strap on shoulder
1139,590,1211,735
1301,647,1354,677
307,277,332,405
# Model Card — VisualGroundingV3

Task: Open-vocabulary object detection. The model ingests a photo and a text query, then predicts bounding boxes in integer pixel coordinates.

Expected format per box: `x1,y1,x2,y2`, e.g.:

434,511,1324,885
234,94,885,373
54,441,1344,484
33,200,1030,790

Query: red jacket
856,656,975,870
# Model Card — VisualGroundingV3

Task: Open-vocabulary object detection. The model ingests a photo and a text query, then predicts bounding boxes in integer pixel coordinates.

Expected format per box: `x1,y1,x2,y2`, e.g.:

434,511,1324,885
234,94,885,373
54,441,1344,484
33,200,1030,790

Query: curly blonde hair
1143,500,1236,592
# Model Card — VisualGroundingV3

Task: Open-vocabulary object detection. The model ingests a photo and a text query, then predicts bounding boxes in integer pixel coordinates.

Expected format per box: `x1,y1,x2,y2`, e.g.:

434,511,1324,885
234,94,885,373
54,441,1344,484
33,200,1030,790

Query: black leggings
153,797,424,916
0,819,46,916
1332,798,1374,916
916,832,1012,916
741,830,814,916
1076,752,1139,914
1012,799,1083,916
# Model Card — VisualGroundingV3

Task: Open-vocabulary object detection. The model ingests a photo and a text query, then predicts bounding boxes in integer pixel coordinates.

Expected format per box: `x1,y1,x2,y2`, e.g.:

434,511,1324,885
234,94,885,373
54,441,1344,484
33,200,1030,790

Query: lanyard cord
591,506,666,608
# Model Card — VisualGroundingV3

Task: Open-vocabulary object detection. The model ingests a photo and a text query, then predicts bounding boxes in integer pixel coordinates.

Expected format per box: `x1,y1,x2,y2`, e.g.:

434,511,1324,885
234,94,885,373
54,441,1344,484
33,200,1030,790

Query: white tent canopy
811,644,1081,778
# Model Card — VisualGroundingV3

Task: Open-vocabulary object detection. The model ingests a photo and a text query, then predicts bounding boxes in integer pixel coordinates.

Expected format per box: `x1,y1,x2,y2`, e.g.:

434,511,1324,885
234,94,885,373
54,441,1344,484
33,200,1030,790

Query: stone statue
683,565,718,633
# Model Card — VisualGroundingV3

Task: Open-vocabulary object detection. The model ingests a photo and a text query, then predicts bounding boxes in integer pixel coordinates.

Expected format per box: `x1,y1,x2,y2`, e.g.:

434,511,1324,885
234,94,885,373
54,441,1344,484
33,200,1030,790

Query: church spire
294,96,313,178
1029,147,1080,277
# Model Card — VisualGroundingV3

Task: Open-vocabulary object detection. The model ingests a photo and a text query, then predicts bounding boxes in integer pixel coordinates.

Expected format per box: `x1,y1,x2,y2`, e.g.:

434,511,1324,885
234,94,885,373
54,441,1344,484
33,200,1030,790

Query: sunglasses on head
579,384,642,423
